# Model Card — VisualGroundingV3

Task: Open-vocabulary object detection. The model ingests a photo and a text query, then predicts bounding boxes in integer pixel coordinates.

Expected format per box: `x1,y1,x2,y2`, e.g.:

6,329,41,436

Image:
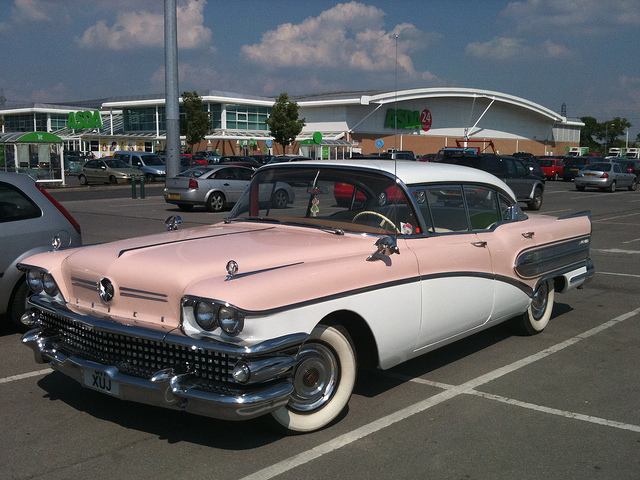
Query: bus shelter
0,132,66,184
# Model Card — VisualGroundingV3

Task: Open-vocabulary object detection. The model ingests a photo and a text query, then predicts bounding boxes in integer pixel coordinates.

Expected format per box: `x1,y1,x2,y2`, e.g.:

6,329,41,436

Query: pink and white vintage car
19,160,594,432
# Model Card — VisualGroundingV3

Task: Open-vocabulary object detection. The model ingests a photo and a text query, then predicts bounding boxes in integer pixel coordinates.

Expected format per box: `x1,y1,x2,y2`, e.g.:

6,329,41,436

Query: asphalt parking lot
1,179,639,479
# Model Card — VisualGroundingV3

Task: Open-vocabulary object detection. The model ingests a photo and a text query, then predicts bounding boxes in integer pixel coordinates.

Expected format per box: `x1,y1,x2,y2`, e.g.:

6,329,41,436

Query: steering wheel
352,211,399,233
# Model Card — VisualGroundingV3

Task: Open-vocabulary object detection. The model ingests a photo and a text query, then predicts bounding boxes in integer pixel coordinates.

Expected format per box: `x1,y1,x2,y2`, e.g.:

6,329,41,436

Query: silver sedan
574,162,637,192
164,165,295,212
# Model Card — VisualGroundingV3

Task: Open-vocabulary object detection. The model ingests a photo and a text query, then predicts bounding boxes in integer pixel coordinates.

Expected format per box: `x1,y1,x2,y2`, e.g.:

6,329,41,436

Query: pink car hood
48,222,414,329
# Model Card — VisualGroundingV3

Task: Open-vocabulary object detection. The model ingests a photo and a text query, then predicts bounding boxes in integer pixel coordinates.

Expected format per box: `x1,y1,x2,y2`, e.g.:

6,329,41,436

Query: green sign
384,108,421,129
68,110,103,130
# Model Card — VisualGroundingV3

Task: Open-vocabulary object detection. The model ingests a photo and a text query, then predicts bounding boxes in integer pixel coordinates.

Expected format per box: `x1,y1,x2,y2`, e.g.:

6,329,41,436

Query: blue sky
1,0,640,139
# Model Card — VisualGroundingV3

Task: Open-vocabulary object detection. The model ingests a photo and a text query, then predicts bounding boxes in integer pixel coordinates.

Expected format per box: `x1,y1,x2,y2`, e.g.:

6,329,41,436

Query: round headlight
194,302,218,331
42,273,58,296
27,270,44,293
219,306,244,335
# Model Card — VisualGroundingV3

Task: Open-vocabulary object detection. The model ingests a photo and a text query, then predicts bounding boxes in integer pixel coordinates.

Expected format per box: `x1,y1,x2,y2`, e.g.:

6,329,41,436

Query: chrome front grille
39,311,239,385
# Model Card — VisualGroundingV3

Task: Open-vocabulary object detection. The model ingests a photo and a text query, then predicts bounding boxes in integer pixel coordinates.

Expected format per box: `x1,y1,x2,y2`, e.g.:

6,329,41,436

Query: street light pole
164,0,180,180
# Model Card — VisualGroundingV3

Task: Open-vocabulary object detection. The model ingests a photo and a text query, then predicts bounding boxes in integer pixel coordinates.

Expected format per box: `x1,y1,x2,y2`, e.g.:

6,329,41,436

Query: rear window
0,181,42,223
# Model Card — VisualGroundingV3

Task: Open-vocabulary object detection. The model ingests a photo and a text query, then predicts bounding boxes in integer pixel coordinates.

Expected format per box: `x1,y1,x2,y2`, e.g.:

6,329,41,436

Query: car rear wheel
607,181,617,192
527,187,543,210
270,324,357,433
79,174,88,185
109,175,117,184
206,192,225,212
628,179,637,191
515,279,555,335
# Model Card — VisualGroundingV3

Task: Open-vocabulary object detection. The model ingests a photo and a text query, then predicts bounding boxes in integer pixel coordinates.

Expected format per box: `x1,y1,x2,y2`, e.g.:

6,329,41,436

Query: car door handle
471,241,487,248
522,232,534,238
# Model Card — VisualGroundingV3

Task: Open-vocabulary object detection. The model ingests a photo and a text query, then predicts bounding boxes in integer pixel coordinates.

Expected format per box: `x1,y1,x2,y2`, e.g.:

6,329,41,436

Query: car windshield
143,155,164,166
105,160,131,168
228,166,418,235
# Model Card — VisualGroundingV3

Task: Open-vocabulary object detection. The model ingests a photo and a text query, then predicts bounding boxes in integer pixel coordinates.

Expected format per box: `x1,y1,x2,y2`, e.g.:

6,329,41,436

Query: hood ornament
164,215,182,231
226,260,239,280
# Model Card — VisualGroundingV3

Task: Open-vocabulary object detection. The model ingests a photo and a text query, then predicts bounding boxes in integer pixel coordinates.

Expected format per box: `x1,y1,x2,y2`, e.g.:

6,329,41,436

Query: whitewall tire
517,279,555,335
271,324,357,433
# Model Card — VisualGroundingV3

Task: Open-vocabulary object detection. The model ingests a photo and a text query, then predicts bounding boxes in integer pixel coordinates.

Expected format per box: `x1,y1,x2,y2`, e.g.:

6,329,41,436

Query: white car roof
267,159,517,200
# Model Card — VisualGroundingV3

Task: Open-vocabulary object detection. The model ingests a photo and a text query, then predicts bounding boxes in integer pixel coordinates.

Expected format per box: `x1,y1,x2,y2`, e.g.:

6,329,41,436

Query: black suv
435,153,545,210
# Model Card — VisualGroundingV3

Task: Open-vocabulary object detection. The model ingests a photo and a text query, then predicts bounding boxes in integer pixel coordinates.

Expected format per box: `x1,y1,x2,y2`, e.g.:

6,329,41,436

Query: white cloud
12,0,51,22
466,36,571,60
504,0,640,32
76,0,211,50
240,1,440,79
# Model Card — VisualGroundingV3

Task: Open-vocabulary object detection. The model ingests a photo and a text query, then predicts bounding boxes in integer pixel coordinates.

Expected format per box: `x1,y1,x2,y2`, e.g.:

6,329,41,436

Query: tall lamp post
164,0,180,180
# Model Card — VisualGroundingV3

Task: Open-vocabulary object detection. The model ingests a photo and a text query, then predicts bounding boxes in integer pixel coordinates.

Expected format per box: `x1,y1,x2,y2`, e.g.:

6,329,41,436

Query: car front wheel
271,324,357,433
515,279,555,335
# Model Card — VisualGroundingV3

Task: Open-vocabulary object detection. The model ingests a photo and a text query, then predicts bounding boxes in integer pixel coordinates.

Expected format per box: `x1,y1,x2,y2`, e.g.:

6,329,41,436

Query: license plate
168,194,180,199
584,173,596,177
84,368,120,396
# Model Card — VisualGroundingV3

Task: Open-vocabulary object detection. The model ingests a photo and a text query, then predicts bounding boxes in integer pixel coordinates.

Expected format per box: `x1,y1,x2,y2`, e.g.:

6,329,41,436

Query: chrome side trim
515,234,591,279
117,227,275,257
71,277,98,291
119,286,168,302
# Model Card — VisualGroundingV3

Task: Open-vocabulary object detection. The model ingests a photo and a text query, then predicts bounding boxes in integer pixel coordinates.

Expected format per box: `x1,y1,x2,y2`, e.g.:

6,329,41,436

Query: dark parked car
0,172,82,330
436,153,544,210
615,159,640,176
562,156,599,181
249,154,274,165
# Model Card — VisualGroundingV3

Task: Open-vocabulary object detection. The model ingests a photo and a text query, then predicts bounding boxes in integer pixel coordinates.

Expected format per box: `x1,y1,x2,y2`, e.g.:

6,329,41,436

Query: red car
538,157,565,181
334,182,404,207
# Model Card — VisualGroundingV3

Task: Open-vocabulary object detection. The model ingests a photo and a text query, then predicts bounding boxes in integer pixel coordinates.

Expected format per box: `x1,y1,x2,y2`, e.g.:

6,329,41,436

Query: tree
180,91,210,155
579,116,600,152
579,116,633,153
266,93,306,154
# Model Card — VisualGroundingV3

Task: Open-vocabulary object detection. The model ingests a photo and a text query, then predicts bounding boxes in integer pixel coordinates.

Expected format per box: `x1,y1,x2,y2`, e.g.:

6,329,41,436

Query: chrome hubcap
289,342,338,412
531,282,548,320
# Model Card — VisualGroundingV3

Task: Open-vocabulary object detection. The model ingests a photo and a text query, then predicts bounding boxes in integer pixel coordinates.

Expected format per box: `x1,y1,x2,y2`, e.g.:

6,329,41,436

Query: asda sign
384,108,432,132
68,110,103,130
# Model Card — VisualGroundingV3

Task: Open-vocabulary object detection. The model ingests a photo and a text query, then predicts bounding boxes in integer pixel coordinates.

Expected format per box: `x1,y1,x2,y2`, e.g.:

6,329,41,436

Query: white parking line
0,368,51,385
597,271,640,279
240,306,640,480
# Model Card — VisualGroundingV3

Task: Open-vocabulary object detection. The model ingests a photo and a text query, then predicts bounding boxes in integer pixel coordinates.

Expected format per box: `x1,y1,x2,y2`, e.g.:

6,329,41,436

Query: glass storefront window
225,104,270,131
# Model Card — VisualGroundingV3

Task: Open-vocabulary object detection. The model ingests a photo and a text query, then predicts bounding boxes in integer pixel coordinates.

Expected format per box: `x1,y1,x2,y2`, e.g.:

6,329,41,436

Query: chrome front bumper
22,298,307,421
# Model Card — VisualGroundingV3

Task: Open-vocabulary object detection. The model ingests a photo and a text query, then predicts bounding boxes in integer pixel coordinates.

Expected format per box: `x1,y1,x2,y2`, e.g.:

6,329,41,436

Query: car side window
85,160,98,168
132,157,142,167
420,185,469,233
465,186,500,231
613,164,621,173
236,168,253,181
0,182,42,223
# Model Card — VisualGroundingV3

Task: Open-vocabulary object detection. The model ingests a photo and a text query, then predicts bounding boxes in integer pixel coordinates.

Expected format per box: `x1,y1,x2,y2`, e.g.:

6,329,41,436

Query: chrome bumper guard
21,298,308,421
